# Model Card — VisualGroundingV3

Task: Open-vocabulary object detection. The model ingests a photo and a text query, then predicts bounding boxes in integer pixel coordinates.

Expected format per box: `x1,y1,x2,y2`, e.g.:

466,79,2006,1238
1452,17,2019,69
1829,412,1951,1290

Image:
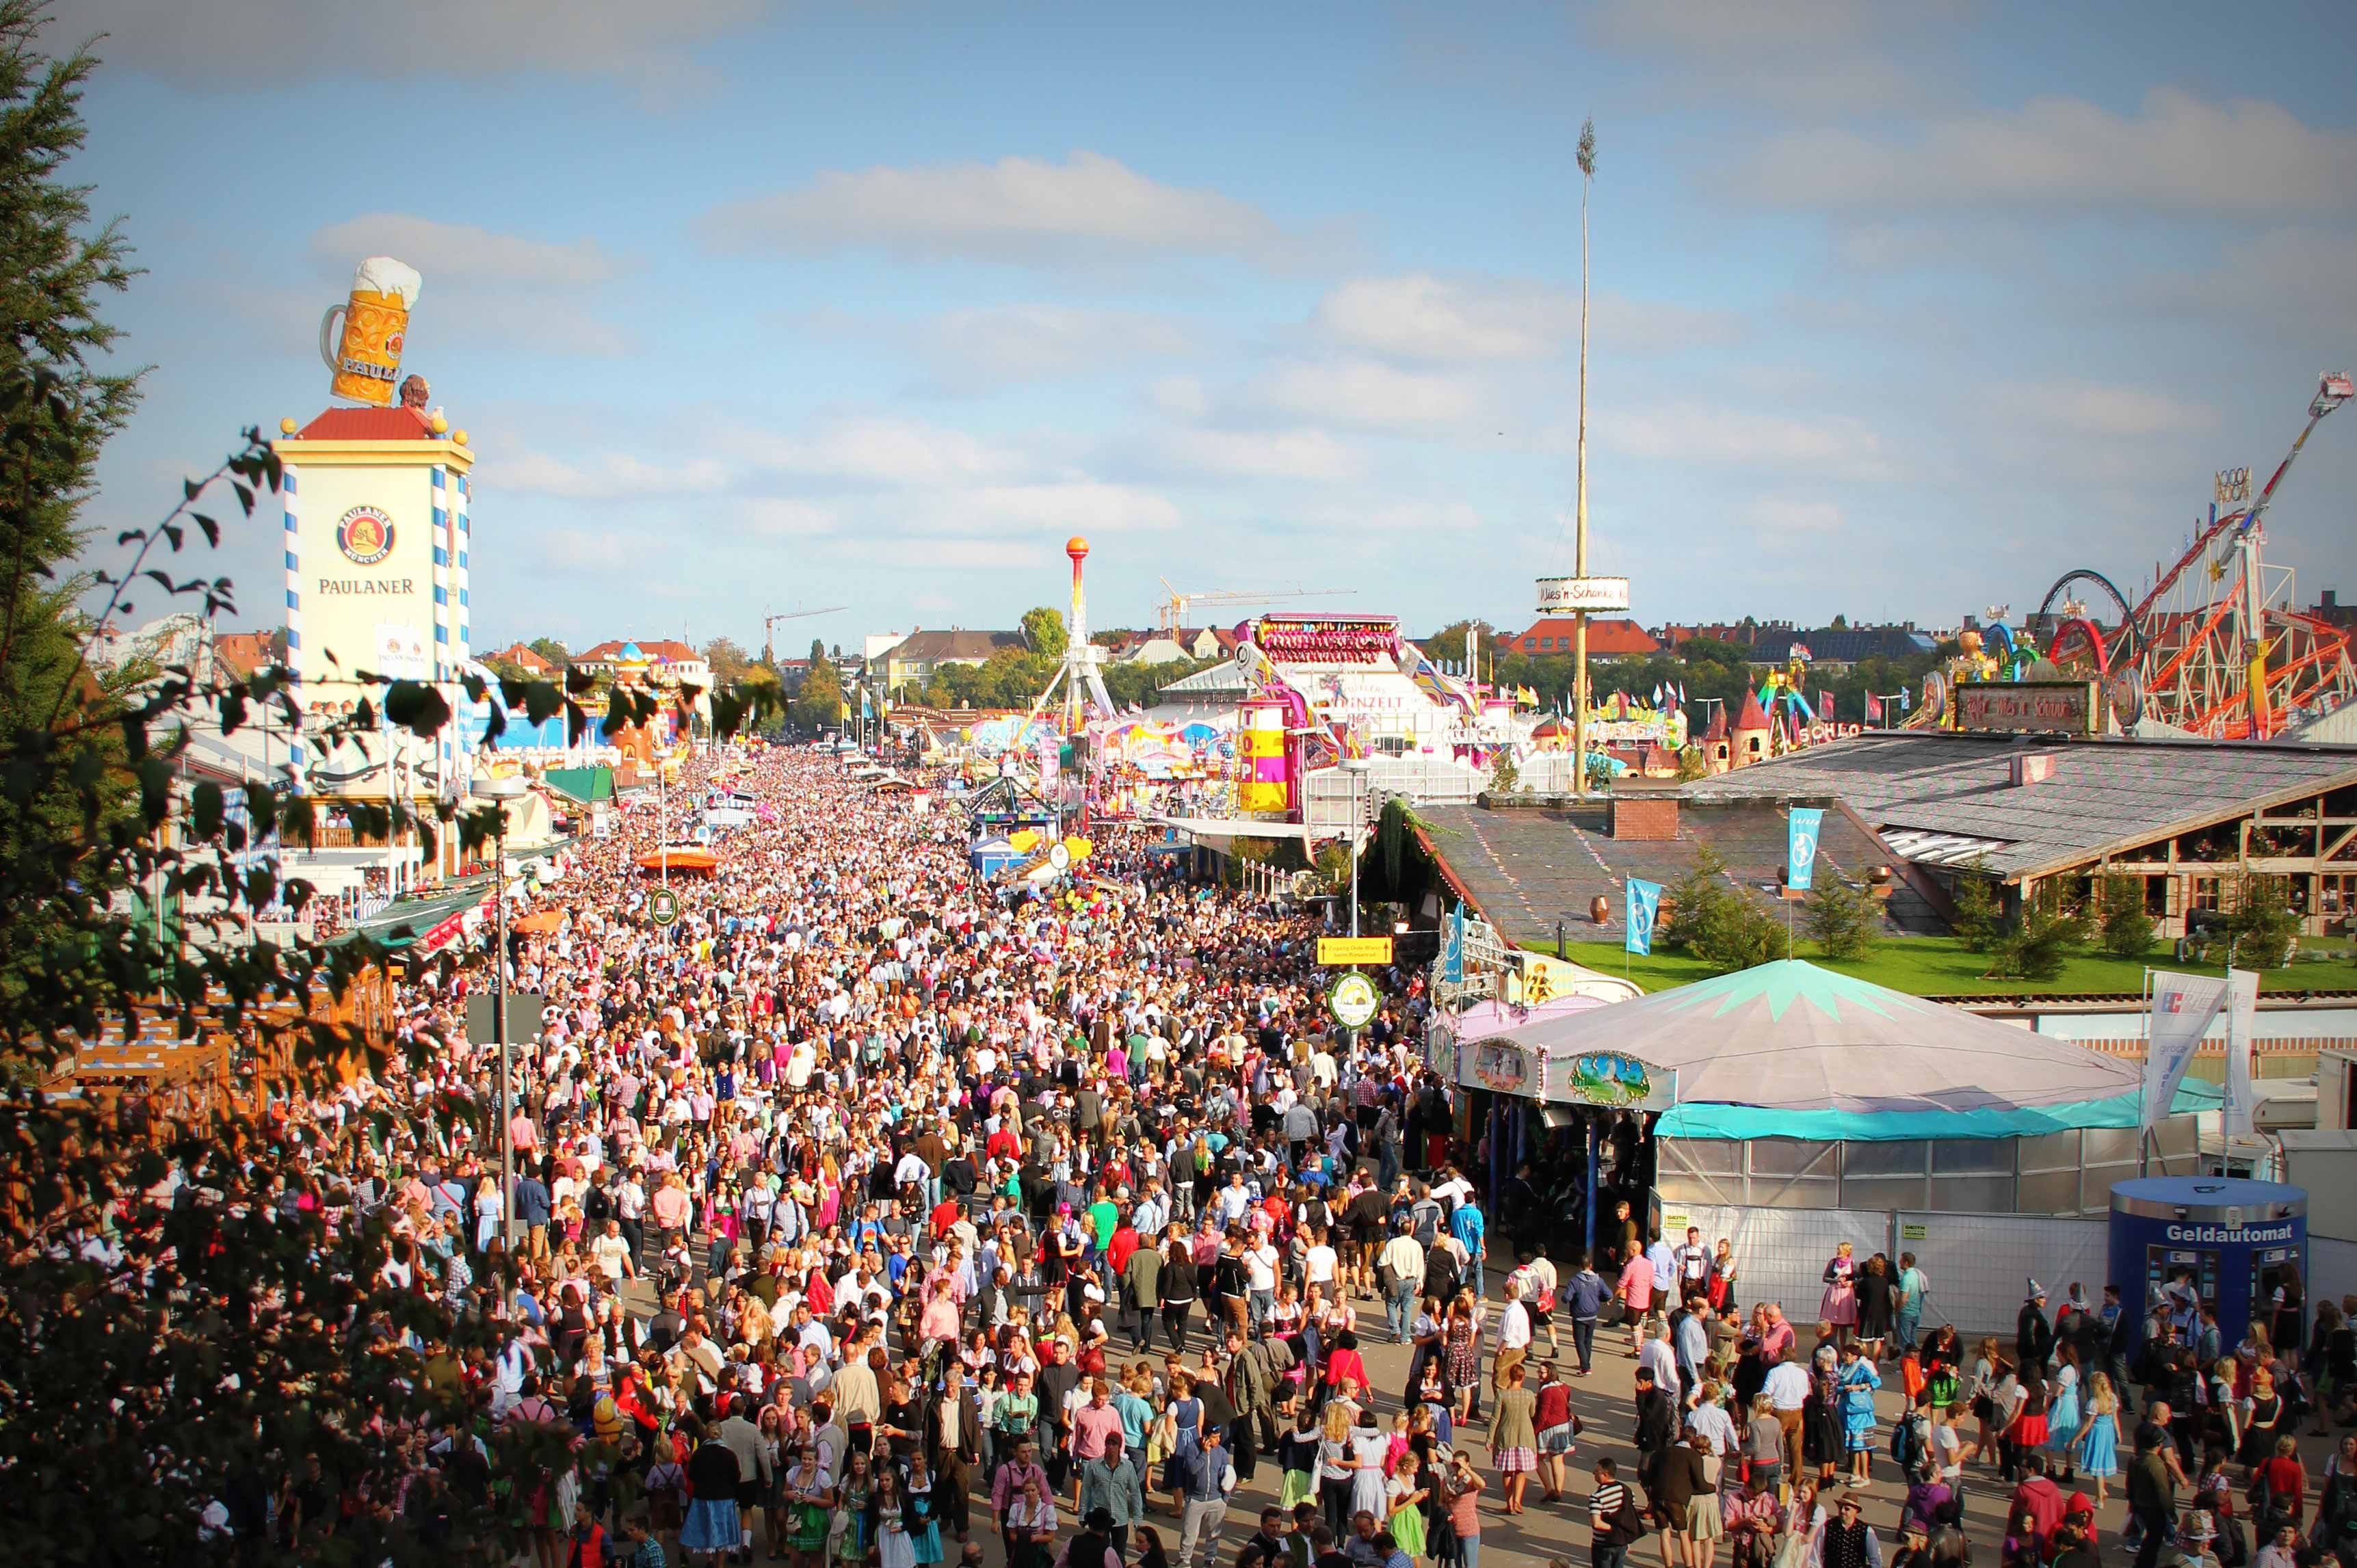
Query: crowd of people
62,739,2357,1568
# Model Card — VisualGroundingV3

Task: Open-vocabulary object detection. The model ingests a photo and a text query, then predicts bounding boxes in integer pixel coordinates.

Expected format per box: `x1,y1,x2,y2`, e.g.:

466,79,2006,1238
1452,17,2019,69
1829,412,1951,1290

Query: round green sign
648,888,681,927
1327,971,1380,1030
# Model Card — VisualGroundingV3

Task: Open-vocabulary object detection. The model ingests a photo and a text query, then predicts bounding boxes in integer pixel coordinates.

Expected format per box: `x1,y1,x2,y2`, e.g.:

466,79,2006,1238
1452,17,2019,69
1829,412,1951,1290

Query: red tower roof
1734,691,1772,731
291,406,437,440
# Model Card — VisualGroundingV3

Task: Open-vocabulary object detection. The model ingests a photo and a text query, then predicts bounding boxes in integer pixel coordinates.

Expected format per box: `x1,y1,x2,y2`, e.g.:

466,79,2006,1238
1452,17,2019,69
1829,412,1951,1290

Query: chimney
2011,752,2060,788
2326,589,2341,611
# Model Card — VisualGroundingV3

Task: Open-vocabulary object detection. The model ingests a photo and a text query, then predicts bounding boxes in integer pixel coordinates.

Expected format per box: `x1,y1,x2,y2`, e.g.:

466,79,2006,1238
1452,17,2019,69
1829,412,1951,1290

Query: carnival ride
1914,372,2356,739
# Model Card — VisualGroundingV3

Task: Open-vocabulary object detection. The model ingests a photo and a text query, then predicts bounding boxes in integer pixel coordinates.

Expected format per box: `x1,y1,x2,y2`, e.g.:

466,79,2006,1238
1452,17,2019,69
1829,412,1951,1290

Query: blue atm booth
2108,1177,2306,1351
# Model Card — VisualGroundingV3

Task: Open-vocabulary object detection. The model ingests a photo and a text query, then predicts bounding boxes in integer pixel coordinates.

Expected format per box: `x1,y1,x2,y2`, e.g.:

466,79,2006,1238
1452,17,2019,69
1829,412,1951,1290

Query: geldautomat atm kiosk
2108,1177,2306,1351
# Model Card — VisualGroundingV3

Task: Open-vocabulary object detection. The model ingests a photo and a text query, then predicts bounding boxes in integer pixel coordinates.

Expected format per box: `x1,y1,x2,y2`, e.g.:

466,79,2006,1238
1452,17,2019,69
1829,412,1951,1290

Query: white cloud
76,0,773,85
922,305,1196,388
2002,382,2214,440
1153,427,1363,481
312,215,620,287
1256,358,1482,431
1149,376,1213,419
961,483,1183,534
1739,88,2357,216
304,215,633,360
700,151,1313,266
500,448,730,501
1596,403,1899,481
1748,498,1845,535
1305,501,1484,534
743,499,839,537
1317,274,1570,362
1316,273,1739,363
722,418,1025,486
1587,0,1925,114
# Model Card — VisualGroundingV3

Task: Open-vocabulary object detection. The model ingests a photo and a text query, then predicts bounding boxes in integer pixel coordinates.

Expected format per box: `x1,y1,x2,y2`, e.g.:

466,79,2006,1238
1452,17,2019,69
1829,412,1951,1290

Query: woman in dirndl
783,1446,834,1568
2044,1344,2085,1483
904,1454,945,1566
1820,1242,1860,1348
1386,1450,1432,1563
682,1431,746,1566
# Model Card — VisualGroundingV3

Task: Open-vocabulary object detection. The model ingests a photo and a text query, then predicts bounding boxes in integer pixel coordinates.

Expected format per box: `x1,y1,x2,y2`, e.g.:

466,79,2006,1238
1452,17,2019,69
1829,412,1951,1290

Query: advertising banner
1787,808,1824,892
2143,970,2231,1130
1626,877,1662,955
2222,968,2261,1139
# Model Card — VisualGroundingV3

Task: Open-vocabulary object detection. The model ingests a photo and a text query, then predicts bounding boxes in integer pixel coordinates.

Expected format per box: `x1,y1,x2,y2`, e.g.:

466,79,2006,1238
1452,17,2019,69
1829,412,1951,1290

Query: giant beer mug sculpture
318,256,422,406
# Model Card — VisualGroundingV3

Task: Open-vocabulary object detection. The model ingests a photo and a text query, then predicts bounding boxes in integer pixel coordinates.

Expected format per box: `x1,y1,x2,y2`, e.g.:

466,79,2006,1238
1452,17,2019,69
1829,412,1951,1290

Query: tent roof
1496,959,2214,1140
543,765,614,804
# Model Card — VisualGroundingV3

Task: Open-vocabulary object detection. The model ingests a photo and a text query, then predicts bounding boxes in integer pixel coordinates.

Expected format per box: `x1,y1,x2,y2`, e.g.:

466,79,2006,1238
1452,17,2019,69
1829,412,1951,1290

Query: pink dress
1820,1256,1858,1327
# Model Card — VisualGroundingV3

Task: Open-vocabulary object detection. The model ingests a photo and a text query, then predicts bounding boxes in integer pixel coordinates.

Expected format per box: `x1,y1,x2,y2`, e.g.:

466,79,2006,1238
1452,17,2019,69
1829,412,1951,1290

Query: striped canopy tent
1496,959,2218,1141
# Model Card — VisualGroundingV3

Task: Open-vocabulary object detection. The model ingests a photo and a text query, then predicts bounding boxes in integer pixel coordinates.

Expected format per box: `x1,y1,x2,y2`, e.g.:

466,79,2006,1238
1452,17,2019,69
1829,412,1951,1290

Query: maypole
1572,118,1594,800
1538,119,1629,794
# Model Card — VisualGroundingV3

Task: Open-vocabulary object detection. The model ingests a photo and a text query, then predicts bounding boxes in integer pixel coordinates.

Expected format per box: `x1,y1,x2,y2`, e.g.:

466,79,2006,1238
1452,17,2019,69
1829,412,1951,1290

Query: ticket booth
2108,1177,2306,1352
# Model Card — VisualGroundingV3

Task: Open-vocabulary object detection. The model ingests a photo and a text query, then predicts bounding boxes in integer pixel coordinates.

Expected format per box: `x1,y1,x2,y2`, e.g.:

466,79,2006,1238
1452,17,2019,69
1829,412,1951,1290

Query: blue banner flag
1787,808,1824,892
1441,905,1465,983
1625,878,1662,955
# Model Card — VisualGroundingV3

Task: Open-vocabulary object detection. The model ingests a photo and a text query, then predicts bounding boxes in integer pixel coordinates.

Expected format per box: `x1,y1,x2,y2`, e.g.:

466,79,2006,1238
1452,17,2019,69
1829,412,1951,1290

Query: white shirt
1763,1360,1811,1411
1500,1301,1533,1351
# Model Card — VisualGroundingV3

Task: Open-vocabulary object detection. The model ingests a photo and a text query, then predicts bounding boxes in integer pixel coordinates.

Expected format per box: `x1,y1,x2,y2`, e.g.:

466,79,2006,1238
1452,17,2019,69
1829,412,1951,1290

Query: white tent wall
1654,1204,1893,1333
1897,1212,2109,1340
1659,1202,2107,1338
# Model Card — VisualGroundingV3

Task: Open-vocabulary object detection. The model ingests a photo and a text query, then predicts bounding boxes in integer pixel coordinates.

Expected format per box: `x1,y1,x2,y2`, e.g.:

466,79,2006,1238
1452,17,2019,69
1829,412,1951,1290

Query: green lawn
1544,935,2357,997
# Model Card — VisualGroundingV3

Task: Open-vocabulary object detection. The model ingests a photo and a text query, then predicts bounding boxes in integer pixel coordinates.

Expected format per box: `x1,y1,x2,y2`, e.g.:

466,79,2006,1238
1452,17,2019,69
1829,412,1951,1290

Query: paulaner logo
2165,1223,2294,1244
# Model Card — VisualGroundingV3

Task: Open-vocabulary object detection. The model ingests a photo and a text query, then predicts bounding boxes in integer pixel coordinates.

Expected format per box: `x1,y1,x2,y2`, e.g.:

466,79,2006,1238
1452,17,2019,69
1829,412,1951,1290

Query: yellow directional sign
1317,936,1394,966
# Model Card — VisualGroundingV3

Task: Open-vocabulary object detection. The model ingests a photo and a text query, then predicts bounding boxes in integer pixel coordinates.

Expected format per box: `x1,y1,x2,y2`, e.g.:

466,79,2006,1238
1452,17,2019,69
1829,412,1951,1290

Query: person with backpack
1589,1456,1647,1568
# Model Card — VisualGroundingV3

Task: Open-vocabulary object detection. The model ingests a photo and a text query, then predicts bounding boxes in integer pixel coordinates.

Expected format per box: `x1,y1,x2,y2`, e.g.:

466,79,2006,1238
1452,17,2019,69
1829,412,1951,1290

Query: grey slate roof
1417,799,1945,947
1680,731,2357,879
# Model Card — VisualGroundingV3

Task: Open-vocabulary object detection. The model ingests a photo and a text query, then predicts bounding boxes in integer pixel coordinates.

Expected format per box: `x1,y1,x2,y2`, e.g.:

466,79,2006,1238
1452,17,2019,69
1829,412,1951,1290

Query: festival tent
1494,959,2217,1141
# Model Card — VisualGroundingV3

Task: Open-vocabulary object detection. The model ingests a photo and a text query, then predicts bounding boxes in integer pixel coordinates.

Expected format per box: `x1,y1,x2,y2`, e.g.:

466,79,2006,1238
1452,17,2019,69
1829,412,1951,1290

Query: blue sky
61,0,2357,652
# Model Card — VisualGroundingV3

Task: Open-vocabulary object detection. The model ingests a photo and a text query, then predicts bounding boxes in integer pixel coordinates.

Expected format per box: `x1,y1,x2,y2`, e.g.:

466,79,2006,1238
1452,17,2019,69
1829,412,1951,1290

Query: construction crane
762,605,847,666
1155,579,1353,637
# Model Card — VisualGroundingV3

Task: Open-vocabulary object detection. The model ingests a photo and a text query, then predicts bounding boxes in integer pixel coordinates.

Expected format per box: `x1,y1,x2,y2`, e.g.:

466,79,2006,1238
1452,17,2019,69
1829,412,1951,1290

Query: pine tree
2097,872,2156,959
1806,874,1881,961
0,0,142,1018
1949,860,2000,951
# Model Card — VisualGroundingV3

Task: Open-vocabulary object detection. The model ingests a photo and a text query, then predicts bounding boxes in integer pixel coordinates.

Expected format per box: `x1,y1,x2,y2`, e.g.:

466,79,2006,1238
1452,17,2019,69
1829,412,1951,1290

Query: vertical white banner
2143,969,2231,1130
2221,968,2262,1140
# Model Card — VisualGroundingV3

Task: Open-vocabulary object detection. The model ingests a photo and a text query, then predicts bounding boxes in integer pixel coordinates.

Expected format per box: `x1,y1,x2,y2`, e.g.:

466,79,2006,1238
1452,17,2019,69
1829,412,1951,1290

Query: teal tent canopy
1494,959,2219,1141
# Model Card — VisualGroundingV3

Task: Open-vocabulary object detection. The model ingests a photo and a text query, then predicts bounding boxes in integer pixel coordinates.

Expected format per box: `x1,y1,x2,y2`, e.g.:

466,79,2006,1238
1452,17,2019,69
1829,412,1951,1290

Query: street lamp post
1343,757,1372,939
471,771,527,1246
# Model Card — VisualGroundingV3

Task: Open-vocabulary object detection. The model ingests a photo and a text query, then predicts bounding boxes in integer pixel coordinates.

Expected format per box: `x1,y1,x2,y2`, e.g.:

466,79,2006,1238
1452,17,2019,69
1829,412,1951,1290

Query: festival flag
1625,878,1663,955
1899,686,1912,711
1866,692,1883,721
1676,682,1687,705
2143,971,2231,1130
1818,689,1834,720
2222,968,2261,1138
1442,905,1466,983
1787,808,1824,891
1652,683,1663,706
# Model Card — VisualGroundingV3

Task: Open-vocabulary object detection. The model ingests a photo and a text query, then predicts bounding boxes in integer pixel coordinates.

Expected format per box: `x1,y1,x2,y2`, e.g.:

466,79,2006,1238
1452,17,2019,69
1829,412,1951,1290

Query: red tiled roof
1506,617,1661,657
213,630,283,678
291,406,437,441
487,642,555,674
1735,691,1772,730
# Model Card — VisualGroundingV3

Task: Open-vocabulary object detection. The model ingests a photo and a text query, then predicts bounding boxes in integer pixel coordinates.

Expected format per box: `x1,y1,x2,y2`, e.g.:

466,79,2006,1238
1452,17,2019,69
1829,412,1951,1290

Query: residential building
1748,624,1937,671
1655,622,1759,650
1120,626,1233,665
2310,590,2356,633
1499,617,1662,659
482,641,557,676
877,628,1023,696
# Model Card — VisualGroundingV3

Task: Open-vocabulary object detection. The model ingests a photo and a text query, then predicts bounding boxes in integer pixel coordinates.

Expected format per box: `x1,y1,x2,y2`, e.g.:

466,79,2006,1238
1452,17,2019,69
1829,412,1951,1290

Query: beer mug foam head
352,256,422,308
